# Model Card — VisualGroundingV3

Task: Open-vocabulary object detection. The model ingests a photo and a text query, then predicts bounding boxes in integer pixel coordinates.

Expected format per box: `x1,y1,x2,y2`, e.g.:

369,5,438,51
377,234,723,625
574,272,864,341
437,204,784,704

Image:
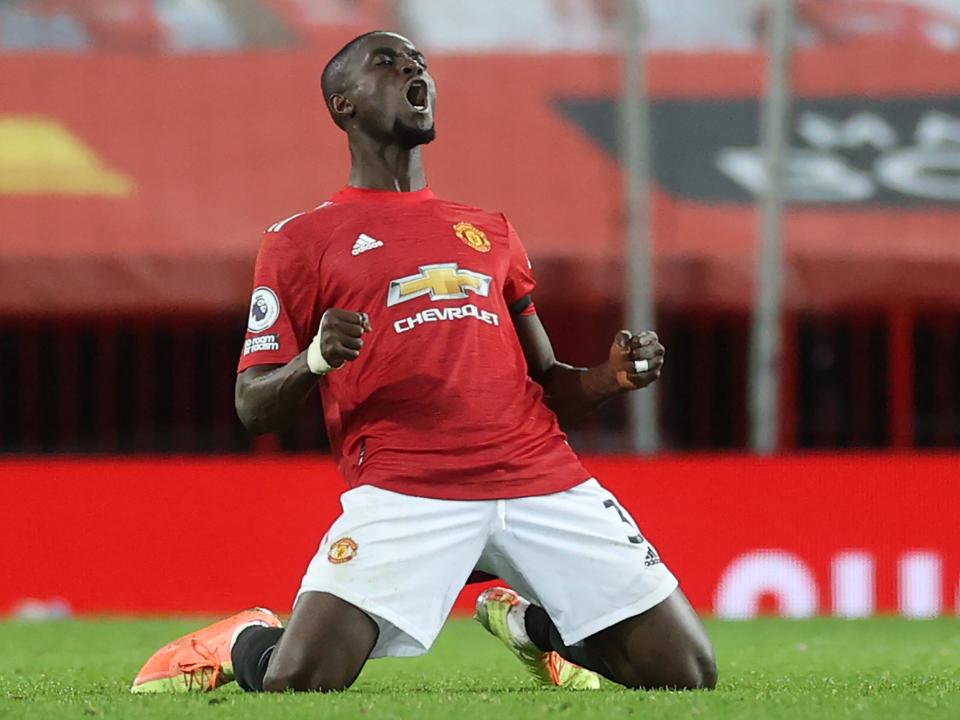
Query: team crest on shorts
454,222,491,253
328,537,358,564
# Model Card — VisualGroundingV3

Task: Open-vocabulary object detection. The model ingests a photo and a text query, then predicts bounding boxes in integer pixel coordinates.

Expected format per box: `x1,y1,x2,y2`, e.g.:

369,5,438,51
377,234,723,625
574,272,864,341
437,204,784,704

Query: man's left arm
513,311,665,425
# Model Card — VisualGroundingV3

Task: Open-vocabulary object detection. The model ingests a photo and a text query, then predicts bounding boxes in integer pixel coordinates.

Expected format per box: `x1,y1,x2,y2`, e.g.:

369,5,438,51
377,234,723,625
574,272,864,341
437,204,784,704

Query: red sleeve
502,215,537,316
237,230,319,373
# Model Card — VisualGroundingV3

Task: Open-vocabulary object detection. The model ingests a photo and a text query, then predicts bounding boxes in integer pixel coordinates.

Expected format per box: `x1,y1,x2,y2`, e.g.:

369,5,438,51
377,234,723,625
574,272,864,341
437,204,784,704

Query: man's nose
400,58,423,76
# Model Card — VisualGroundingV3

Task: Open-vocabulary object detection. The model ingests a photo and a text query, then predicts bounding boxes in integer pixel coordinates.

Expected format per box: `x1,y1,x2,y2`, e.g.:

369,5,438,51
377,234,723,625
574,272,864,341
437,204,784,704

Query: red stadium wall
2,456,957,618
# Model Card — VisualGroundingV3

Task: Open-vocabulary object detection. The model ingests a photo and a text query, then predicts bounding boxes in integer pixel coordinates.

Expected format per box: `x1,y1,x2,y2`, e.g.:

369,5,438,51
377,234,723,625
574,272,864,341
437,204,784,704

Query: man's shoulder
431,196,509,227
263,199,345,240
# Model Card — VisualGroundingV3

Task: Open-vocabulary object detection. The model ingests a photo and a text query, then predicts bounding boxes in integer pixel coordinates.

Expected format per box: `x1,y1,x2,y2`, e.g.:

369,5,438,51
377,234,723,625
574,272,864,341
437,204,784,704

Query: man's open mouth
405,79,429,112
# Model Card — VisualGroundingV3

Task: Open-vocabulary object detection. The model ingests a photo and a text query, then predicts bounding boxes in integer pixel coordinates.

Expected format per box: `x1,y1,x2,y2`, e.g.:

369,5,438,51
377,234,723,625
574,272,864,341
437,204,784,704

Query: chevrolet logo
387,263,493,307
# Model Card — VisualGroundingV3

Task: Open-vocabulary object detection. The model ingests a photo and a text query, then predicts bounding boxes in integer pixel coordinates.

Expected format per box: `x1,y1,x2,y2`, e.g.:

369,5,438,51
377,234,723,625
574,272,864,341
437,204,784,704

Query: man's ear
330,94,354,120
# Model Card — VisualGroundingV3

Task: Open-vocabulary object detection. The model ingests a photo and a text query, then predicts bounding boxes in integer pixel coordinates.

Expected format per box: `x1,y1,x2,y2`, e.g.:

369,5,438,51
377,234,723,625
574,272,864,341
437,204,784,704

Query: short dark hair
320,30,387,102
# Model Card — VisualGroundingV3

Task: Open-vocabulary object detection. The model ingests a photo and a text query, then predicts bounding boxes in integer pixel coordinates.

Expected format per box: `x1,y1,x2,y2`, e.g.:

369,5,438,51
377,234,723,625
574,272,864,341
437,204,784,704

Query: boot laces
177,638,222,691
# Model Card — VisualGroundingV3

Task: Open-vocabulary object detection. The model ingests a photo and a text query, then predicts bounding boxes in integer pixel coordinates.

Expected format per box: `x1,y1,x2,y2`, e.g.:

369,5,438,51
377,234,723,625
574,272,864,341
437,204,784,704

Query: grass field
1,617,958,719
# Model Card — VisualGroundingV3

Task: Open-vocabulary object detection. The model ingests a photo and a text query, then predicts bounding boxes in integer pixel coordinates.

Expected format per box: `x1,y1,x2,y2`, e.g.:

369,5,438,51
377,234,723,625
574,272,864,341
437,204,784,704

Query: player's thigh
488,479,679,646
585,588,717,690
295,485,492,659
265,590,378,692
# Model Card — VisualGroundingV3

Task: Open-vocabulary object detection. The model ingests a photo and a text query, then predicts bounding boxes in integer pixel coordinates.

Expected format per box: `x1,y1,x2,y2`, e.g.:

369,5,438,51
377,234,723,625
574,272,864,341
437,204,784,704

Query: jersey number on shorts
603,499,645,545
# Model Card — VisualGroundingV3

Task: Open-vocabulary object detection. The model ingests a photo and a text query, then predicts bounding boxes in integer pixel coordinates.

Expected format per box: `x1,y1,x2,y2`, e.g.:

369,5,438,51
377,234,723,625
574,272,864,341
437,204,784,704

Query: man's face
340,33,436,148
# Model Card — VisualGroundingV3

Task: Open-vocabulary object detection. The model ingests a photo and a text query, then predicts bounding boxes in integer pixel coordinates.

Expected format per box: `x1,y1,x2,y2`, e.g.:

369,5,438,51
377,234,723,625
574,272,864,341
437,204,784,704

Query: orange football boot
130,608,282,693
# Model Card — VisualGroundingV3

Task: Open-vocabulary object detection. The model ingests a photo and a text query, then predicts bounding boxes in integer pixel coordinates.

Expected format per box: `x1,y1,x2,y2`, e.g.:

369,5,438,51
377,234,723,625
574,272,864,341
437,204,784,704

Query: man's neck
346,136,428,192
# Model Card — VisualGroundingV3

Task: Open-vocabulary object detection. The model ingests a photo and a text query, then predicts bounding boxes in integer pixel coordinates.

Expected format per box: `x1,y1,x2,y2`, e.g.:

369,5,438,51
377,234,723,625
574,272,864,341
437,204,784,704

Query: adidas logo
351,233,384,256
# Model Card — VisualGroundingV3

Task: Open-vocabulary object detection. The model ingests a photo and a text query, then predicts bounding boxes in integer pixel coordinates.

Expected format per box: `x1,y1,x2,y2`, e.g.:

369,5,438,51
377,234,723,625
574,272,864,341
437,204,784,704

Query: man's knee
614,652,717,690
610,590,718,690
682,649,718,690
670,648,718,690
608,640,718,691
259,592,376,693
262,659,356,693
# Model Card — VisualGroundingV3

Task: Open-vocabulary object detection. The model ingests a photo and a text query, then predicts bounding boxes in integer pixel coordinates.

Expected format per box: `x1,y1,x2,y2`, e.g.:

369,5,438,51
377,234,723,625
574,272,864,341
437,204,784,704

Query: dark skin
238,32,714,692
235,313,663,432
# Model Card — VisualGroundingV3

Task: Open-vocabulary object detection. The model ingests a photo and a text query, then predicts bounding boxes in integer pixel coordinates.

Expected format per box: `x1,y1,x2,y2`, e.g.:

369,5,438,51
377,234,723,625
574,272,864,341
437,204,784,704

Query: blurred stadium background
1,0,958,621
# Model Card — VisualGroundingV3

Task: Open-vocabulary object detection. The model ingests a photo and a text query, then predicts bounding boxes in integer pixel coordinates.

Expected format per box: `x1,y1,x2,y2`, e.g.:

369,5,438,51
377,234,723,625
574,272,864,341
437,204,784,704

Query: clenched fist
307,309,372,375
608,330,665,390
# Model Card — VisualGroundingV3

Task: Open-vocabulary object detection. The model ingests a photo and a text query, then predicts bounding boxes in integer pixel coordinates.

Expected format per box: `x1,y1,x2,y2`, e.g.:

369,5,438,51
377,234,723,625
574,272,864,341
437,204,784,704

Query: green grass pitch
1,617,958,719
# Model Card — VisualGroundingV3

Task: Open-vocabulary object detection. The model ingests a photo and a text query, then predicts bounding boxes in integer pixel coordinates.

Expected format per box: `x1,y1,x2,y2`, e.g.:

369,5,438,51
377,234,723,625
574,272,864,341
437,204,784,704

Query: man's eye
377,57,392,65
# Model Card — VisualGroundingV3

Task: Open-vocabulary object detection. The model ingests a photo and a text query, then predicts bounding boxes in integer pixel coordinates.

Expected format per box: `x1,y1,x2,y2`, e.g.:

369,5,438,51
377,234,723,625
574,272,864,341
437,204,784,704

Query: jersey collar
332,185,435,203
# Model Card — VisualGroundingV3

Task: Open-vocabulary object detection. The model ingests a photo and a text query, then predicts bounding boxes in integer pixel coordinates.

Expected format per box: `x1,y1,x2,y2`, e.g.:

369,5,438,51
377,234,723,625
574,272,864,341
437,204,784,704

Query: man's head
321,31,436,149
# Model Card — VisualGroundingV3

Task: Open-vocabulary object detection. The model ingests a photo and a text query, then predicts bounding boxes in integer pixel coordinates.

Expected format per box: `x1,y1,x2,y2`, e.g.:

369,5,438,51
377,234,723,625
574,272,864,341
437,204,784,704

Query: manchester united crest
454,222,491,253
327,537,358,564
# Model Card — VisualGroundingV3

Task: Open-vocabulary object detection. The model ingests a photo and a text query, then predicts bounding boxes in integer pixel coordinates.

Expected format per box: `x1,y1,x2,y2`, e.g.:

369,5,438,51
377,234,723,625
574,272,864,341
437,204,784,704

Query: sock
506,597,534,648
523,603,555,654
231,625,285,692
523,603,607,676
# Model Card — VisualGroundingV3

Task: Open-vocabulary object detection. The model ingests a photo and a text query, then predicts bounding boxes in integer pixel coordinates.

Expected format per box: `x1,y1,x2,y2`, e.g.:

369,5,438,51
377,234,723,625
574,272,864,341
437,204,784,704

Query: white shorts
296,478,678,658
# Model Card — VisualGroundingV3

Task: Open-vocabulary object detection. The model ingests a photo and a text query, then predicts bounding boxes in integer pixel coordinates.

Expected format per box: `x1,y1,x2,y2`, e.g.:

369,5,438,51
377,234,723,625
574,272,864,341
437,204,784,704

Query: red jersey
238,186,589,500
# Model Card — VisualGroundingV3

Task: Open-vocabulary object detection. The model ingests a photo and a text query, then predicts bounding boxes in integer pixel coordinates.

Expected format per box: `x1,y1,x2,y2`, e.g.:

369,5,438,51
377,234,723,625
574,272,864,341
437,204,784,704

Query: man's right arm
235,309,371,435
235,354,318,436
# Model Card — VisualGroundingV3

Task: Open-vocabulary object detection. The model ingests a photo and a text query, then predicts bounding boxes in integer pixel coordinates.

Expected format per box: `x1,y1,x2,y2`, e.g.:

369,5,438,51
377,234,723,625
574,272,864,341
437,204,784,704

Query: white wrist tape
307,314,337,375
